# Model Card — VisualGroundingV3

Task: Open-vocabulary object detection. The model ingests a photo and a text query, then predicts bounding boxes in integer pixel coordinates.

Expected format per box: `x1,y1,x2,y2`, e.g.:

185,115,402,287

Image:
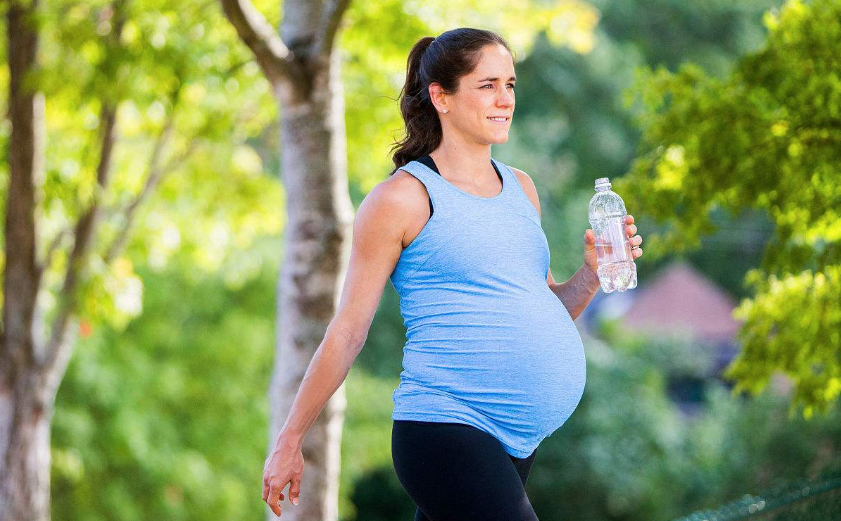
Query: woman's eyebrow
477,76,517,82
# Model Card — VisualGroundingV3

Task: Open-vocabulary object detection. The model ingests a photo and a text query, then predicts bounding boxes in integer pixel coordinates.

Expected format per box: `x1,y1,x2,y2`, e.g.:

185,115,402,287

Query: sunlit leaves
400,0,600,56
727,266,841,418
52,263,278,520
76,256,144,330
4,0,283,333
340,0,599,193
615,0,841,416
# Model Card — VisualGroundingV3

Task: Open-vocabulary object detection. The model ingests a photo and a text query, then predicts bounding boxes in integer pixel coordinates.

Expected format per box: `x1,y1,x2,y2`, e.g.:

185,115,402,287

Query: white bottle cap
595,177,611,190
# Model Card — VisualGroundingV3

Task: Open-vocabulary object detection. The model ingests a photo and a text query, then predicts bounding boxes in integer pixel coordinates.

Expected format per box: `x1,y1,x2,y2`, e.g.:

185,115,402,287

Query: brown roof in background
619,261,742,343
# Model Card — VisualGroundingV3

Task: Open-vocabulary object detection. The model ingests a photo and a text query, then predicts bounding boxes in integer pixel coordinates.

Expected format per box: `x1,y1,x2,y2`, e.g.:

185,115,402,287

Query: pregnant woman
261,27,643,520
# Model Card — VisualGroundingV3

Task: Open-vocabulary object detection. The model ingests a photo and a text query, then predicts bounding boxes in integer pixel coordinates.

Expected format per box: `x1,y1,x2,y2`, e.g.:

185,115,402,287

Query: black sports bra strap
416,155,502,216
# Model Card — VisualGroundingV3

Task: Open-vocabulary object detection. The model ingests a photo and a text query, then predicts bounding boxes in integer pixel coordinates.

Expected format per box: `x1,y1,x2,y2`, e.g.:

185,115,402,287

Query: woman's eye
482,84,516,89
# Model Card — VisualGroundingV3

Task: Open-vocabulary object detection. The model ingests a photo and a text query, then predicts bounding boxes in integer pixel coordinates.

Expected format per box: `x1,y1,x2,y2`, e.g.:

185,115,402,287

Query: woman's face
433,43,516,145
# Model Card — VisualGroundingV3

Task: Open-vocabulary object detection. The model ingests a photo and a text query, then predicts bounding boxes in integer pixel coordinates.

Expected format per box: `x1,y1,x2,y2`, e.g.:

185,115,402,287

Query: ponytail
389,28,513,174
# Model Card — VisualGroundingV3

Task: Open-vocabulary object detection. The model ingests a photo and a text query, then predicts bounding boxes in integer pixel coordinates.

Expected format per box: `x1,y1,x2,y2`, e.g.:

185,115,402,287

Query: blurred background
2,0,839,520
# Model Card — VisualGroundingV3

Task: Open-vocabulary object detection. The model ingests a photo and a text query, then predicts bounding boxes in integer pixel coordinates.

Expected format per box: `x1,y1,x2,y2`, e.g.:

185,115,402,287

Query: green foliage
345,327,841,521
500,0,783,191
339,368,406,520
50,247,841,521
345,466,413,521
671,469,841,521
52,244,280,521
615,0,841,417
36,0,841,519
339,0,601,198
492,0,782,299
53,243,406,521
0,0,283,331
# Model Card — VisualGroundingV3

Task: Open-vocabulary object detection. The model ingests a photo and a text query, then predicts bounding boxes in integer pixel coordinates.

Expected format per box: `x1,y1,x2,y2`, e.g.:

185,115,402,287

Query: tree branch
39,1,127,373
101,114,201,264
313,0,352,57
39,103,117,374
36,228,72,278
218,0,303,87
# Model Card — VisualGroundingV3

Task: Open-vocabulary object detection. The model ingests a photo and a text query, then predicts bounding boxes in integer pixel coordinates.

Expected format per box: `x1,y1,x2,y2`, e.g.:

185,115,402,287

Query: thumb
584,229,595,249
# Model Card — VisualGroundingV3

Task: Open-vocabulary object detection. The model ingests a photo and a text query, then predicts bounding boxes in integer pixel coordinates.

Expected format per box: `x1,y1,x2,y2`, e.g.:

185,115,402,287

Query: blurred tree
47,250,841,521
493,0,783,300
215,1,600,519
344,327,841,521
0,0,282,518
354,0,788,387
51,253,279,521
615,0,841,418
507,0,783,193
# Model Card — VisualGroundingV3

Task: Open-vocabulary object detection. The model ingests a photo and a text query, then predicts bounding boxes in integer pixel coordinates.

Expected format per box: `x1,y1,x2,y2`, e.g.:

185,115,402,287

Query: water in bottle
588,177,637,293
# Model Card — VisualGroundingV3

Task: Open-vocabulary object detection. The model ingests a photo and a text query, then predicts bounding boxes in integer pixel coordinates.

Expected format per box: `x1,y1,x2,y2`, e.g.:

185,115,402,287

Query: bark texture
1,2,124,519
1,2,48,519
219,1,355,520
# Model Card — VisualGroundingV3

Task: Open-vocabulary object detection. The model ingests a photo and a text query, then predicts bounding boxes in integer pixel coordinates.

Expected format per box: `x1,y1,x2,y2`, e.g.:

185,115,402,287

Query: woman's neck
428,146,495,182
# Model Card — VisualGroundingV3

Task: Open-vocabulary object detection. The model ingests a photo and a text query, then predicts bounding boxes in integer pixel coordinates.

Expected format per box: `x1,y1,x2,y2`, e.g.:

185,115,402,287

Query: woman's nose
497,89,514,106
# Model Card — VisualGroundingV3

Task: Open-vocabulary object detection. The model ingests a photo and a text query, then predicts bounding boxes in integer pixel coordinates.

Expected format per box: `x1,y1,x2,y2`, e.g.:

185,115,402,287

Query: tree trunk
0,2,48,519
270,42,354,521
0,373,56,521
1,1,123,518
218,1,355,519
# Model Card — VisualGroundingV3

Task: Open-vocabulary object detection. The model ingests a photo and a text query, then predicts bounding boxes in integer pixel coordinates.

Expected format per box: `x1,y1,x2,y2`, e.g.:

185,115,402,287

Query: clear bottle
588,177,637,293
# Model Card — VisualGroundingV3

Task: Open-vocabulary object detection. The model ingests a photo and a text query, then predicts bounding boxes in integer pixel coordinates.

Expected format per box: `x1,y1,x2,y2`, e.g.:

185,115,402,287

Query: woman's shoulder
381,166,433,215
498,162,536,194
501,163,541,217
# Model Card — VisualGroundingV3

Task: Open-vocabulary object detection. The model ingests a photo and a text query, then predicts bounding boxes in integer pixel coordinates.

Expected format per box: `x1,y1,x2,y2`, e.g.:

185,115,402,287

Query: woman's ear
429,82,448,113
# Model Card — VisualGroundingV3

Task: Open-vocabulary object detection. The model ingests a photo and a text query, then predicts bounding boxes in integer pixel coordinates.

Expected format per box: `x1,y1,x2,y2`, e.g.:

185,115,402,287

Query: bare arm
546,265,601,321
275,180,407,450
275,327,361,450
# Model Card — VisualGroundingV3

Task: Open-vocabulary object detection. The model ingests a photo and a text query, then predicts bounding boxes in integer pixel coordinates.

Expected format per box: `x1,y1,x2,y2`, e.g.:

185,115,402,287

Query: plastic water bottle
588,177,637,293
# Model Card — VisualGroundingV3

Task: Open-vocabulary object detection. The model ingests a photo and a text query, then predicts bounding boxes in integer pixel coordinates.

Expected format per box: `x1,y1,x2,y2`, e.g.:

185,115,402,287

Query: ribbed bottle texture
588,178,637,293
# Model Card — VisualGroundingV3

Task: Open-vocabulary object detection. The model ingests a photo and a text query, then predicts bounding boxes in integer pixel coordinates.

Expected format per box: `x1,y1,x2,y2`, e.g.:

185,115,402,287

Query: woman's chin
478,131,510,145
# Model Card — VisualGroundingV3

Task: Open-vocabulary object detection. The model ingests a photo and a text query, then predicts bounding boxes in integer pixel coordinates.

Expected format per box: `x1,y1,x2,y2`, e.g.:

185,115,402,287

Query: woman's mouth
487,116,510,124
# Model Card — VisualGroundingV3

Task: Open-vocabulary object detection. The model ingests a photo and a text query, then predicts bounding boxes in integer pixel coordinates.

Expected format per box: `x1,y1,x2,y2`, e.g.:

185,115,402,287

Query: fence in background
670,470,841,521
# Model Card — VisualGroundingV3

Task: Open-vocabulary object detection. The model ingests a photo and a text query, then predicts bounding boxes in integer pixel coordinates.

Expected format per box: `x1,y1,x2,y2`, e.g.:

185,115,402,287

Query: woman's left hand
583,214,643,276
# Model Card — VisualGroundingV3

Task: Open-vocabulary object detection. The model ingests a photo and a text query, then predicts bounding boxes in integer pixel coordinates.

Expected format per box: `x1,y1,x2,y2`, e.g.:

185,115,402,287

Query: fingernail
292,497,299,505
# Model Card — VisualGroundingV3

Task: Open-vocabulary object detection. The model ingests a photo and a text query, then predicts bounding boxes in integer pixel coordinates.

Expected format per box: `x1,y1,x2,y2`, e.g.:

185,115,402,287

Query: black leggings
391,420,539,521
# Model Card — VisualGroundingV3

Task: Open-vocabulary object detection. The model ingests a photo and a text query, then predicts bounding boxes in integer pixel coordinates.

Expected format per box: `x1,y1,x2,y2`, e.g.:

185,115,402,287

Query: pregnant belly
402,292,587,433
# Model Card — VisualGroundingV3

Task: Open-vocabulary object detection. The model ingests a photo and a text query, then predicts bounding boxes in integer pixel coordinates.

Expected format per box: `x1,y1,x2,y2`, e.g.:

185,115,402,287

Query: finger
290,477,302,505
267,484,285,516
625,215,634,225
263,478,269,502
632,235,643,246
625,224,637,237
633,247,643,258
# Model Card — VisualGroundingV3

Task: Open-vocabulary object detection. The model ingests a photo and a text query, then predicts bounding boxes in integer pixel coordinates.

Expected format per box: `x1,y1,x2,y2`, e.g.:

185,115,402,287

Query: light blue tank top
389,157,587,458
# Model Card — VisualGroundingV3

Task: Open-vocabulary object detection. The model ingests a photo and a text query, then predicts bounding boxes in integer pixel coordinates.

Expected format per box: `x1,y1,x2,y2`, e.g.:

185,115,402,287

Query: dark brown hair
388,28,514,174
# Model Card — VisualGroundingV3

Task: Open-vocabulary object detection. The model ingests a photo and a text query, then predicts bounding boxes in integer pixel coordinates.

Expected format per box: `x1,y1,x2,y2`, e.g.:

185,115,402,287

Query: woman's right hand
262,437,305,517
